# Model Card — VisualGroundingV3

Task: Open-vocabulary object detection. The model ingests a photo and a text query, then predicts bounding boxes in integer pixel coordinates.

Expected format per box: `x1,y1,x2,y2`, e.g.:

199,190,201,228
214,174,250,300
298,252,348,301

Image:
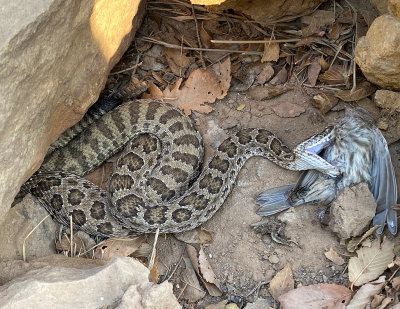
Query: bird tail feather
256,184,295,216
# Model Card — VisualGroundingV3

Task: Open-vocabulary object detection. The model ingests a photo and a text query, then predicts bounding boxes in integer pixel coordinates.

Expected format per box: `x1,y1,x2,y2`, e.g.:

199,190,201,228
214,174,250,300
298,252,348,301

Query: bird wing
371,129,398,234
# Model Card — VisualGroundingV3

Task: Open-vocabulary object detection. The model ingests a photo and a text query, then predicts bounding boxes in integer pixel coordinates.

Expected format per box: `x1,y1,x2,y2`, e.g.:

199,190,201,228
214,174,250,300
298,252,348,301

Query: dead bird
256,106,398,235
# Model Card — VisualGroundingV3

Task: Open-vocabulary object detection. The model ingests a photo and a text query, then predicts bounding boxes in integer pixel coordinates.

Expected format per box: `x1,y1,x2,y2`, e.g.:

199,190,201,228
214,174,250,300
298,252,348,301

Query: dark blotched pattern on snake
20,100,338,237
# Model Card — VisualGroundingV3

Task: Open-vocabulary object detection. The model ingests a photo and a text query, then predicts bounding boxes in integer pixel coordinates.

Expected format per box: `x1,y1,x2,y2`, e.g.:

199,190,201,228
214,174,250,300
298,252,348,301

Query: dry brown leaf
199,247,221,290
55,234,86,256
379,296,395,308
349,238,394,287
186,244,222,297
165,48,193,76
302,10,336,26
248,85,292,101
269,264,294,300
325,248,345,266
347,225,380,253
319,56,330,71
174,228,212,244
346,276,386,309
278,283,352,309
181,256,206,302
270,65,287,85
295,35,322,47
318,65,345,85
151,70,167,86
311,93,339,114
200,23,212,49
307,57,321,87
163,57,231,115
328,22,344,41
261,39,280,63
371,294,386,309
94,236,149,261
141,81,164,100
335,81,376,102
391,276,400,290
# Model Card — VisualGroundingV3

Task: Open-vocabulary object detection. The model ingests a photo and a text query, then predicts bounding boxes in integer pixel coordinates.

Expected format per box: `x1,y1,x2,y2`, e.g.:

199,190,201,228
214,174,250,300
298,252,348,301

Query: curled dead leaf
174,228,212,244
94,236,150,261
186,244,222,297
269,264,294,300
248,85,292,101
181,256,206,302
262,39,280,62
346,276,386,309
346,225,380,253
163,57,231,115
318,65,346,85
278,283,352,309
270,65,287,85
324,248,345,266
307,57,321,87
198,247,221,291
335,81,376,102
55,234,86,257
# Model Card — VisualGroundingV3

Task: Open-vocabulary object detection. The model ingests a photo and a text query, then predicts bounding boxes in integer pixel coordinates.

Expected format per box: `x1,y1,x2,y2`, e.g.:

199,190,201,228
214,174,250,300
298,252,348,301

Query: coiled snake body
21,100,337,237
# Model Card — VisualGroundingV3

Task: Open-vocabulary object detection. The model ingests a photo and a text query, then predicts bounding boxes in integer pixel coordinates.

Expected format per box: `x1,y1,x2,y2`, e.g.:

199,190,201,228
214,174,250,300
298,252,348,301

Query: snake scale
20,100,338,238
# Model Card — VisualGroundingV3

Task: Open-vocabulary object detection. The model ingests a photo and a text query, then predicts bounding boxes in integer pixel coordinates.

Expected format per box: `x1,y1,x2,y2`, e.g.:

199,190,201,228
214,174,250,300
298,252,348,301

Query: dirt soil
153,88,400,307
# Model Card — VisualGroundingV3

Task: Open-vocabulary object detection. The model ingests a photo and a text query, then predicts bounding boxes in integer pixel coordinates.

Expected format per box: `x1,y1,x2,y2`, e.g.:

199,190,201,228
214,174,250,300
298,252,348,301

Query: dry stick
211,38,300,44
69,215,74,257
23,214,51,262
148,228,160,270
329,42,344,69
110,62,142,75
246,281,268,299
166,255,184,282
140,37,263,56
344,0,358,93
191,4,205,69
177,282,189,300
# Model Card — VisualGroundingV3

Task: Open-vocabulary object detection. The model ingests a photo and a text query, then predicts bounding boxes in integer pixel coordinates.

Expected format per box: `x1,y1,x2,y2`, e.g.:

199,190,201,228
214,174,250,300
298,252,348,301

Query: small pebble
268,255,280,264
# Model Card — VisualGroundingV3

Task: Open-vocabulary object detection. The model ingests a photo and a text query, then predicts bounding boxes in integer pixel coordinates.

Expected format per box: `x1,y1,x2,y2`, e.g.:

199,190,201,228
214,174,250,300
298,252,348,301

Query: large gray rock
0,195,57,261
0,256,180,309
0,0,145,226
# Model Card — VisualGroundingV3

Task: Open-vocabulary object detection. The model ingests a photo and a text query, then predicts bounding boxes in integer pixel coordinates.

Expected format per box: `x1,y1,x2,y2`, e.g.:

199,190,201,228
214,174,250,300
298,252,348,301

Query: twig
329,42,344,69
191,4,205,69
246,281,268,299
148,228,160,270
69,215,74,257
211,38,300,44
166,255,184,282
23,214,50,262
110,62,142,75
140,37,263,55
177,282,188,300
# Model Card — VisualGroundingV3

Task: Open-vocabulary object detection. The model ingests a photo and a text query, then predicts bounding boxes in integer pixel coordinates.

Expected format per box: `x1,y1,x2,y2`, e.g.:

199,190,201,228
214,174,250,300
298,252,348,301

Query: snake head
293,125,341,177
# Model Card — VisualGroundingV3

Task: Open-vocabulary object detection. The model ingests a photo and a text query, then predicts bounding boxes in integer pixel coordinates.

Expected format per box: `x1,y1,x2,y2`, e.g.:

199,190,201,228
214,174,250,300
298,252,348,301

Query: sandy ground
148,88,400,306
